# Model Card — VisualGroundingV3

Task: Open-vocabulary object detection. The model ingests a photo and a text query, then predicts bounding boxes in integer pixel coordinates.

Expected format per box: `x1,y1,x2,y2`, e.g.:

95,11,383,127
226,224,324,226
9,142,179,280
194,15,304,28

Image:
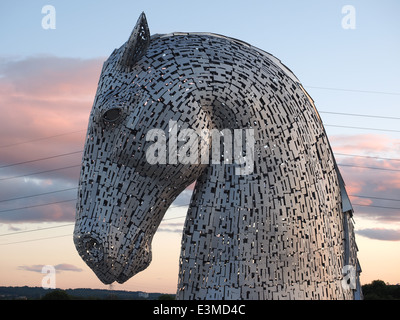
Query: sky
0,0,399,294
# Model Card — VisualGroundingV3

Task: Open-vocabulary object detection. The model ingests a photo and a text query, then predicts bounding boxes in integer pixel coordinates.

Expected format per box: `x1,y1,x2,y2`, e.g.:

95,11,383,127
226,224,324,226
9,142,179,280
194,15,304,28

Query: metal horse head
73,13,209,284
74,13,361,299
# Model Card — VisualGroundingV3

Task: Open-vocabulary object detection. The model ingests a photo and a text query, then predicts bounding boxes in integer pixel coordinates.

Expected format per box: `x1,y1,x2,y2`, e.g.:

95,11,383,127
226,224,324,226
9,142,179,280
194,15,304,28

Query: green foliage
362,280,400,300
41,289,72,300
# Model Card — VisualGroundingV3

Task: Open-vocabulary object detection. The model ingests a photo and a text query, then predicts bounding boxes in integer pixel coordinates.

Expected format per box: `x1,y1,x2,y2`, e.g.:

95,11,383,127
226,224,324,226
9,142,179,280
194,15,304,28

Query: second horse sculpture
74,13,362,299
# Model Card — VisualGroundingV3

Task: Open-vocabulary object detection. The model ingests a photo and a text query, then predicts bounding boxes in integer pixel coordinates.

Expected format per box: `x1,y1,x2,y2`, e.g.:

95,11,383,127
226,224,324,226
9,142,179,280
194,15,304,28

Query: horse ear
119,12,150,70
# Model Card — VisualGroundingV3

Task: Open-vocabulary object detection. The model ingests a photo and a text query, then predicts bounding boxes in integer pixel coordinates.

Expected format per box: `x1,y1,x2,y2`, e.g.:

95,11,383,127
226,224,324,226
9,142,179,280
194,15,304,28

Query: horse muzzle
73,228,151,285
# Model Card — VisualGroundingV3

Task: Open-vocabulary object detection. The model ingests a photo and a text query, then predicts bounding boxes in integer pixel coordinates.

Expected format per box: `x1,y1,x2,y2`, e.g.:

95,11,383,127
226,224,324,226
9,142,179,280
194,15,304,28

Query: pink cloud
18,263,83,273
0,56,104,184
330,134,396,154
356,228,400,241
0,56,103,223
332,135,400,223
337,154,400,192
0,56,104,148
0,55,103,100
344,180,364,196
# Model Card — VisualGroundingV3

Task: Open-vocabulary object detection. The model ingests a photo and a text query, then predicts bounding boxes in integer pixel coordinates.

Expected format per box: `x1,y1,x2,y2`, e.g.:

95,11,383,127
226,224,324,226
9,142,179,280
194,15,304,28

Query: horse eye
103,108,122,123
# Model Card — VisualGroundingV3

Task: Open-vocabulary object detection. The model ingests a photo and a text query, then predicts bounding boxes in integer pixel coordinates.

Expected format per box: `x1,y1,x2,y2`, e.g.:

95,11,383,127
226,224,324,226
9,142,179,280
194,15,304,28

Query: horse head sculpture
74,13,361,299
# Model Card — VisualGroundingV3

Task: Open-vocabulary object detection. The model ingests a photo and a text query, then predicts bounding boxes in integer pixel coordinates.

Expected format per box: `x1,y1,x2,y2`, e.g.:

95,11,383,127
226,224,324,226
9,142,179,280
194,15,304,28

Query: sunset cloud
330,134,398,154
0,55,103,100
356,228,400,241
0,55,102,223
158,222,185,234
328,131,400,226
18,263,83,273
0,55,103,166
333,145,400,224
0,55,101,191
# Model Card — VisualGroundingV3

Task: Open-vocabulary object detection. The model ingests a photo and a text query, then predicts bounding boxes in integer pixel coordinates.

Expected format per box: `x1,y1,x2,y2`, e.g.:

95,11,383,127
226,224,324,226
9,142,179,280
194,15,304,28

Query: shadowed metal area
73,12,362,300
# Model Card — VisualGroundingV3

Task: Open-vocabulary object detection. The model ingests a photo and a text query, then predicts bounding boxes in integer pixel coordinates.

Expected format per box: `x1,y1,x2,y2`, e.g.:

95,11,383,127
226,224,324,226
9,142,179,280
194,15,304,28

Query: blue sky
2,0,399,121
0,1,399,292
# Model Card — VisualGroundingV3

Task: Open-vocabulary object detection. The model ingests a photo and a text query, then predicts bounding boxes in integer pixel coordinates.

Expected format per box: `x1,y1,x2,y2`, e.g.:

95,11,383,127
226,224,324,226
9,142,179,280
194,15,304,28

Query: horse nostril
86,238,98,251
76,235,104,263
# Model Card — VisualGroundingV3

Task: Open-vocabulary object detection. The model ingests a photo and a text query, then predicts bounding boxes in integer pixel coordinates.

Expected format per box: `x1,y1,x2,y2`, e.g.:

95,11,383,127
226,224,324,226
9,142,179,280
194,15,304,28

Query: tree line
362,280,400,300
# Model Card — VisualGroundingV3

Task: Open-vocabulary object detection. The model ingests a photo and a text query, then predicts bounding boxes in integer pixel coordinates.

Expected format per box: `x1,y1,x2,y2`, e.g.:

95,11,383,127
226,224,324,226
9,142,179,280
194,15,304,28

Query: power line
0,110,396,153
0,197,189,216
325,124,400,133
0,199,76,214
0,164,81,182
337,163,400,172
353,203,400,210
0,151,83,169
0,201,188,227
0,130,86,149
2,200,399,245
319,110,400,121
0,166,399,213
0,214,188,245
0,234,71,246
350,194,400,202
0,149,397,185
0,156,397,184
0,200,398,245
334,153,400,162
0,149,398,183
3,148,400,172
0,223,74,237
162,215,187,221
305,85,400,96
0,187,78,203
0,189,398,217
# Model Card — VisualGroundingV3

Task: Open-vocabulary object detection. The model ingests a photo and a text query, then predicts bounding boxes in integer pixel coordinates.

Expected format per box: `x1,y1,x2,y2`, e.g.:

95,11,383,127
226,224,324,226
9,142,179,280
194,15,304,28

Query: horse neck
176,50,351,299
180,53,304,255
